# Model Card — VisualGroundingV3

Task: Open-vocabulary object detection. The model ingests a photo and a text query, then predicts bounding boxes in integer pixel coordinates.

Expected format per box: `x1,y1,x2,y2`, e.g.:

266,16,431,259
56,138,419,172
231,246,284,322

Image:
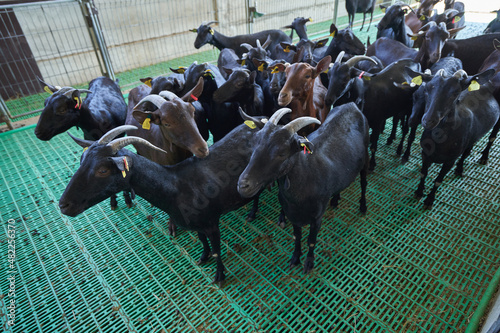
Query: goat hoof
246,214,256,222
401,157,408,165
303,257,315,274
212,271,226,287
126,203,134,208
414,192,423,200
168,222,177,238
198,251,212,265
110,206,117,211
278,221,285,229
454,171,463,177
423,203,433,210
478,158,488,165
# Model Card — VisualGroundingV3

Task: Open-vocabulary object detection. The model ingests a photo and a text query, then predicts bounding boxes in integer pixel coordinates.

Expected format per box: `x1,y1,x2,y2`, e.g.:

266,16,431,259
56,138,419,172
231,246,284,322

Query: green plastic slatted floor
1,120,499,332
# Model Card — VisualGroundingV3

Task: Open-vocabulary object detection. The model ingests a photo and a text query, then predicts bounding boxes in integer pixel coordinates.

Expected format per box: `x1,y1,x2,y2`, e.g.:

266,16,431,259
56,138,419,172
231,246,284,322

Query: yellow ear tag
453,15,461,23
258,63,265,71
363,75,371,81
308,18,313,22
144,79,152,87
244,120,256,129
142,117,151,130
241,59,246,66
74,96,82,109
284,45,290,53
271,67,279,74
44,86,53,94
209,28,214,35
381,7,386,13
419,15,426,21
177,67,186,74
411,35,418,41
83,147,88,152
468,80,480,91
121,170,127,178
411,75,423,86
330,31,336,38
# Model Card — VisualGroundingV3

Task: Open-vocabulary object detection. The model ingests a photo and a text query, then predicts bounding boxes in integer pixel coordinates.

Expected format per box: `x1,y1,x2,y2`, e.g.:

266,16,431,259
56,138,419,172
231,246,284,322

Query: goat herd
32,0,500,286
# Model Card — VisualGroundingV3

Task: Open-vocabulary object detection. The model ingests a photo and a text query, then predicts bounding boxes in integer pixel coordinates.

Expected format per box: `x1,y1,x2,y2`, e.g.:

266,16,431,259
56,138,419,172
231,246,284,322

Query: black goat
139,73,185,95
345,0,377,31
237,105,369,273
35,76,127,141
441,33,500,74
213,68,264,116
397,57,463,163
348,59,421,171
405,69,500,209
377,2,415,47
320,24,366,62
484,10,500,33
282,17,312,40
59,119,265,286
190,21,291,58
217,48,242,80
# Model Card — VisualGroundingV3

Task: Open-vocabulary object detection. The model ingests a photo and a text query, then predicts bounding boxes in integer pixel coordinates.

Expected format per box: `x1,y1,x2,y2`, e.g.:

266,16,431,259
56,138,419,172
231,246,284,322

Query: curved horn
335,51,345,64
345,55,377,68
268,108,292,125
256,39,262,49
444,8,459,18
107,136,168,155
436,69,445,77
68,132,94,148
203,20,218,27
401,4,416,14
453,69,467,79
283,117,321,134
158,90,179,101
133,94,167,110
262,35,272,50
61,88,78,98
78,89,92,94
439,22,447,30
240,43,253,51
419,21,437,31
97,125,138,145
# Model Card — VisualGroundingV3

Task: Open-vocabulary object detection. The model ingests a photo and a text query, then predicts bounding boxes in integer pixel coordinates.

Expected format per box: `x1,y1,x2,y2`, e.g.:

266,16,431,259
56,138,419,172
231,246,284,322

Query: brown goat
274,56,331,133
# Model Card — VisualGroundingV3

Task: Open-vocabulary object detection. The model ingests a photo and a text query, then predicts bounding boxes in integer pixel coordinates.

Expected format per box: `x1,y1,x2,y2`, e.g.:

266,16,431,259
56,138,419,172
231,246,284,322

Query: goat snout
278,91,291,106
196,145,209,158
237,177,259,198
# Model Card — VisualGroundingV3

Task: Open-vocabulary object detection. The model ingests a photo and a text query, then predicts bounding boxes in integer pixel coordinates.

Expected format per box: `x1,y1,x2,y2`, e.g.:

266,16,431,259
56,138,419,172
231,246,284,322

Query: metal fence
0,0,402,129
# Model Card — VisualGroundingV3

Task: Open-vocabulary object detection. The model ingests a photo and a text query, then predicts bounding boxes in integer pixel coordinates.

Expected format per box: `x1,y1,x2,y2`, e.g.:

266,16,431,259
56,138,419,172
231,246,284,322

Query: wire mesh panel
94,0,224,91
0,0,103,121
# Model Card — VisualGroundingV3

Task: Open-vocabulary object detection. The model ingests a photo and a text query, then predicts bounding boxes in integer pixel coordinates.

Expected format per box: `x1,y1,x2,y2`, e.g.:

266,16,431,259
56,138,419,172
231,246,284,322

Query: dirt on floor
0,115,39,134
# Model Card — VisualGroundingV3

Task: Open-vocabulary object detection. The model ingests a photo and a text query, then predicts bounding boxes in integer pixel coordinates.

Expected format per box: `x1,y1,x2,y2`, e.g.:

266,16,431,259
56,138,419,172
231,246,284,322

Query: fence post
78,0,115,81
0,96,14,130
333,0,340,25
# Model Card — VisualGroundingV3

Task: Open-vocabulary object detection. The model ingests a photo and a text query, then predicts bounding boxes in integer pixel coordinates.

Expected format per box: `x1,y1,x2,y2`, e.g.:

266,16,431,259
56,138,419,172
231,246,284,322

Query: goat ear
170,67,187,74
314,56,332,78
68,132,94,148
222,66,233,76
330,24,338,37
315,38,329,48
380,5,387,12
132,110,160,126
182,77,204,102
140,77,153,87
462,69,495,90
296,136,314,154
447,25,466,38
109,156,133,177
292,47,304,63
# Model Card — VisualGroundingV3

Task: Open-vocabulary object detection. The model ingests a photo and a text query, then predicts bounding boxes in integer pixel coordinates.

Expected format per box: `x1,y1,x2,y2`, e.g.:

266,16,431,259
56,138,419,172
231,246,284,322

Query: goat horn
335,51,345,64
419,21,437,31
240,43,253,51
268,108,292,125
345,55,377,68
262,35,272,49
158,90,179,101
256,39,262,48
436,69,445,77
97,125,138,145
439,22,447,30
68,132,94,148
61,88,78,98
134,94,167,110
78,89,92,94
107,136,168,155
283,117,321,134
203,21,218,26
453,69,467,79
444,8,459,17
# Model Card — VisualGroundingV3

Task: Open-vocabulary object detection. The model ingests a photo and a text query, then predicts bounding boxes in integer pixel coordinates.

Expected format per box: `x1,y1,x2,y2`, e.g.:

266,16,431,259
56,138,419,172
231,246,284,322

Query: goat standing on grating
237,106,369,273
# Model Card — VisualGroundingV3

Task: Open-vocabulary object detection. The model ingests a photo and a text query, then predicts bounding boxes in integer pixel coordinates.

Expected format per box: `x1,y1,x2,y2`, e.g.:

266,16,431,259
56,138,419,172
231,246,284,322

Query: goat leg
123,191,133,208
359,166,368,214
396,114,409,156
415,157,431,199
369,127,381,172
277,209,286,229
110,195,118,210
424,161,455,210
330,194,341,208
387,116,399,145
402,126,418,164
197,232,212,264
478,120,500,165
206,226,226,287
245,193,260,222
289,224,303,268
303,219,321,274
168,221,177,238
454,146,473,177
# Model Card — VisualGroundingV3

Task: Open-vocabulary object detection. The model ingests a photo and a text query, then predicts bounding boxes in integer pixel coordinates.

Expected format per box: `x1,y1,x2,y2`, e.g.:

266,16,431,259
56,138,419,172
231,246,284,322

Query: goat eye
96,167,110,177
163,123,170,127
56,108,67,115
305,75,311,79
